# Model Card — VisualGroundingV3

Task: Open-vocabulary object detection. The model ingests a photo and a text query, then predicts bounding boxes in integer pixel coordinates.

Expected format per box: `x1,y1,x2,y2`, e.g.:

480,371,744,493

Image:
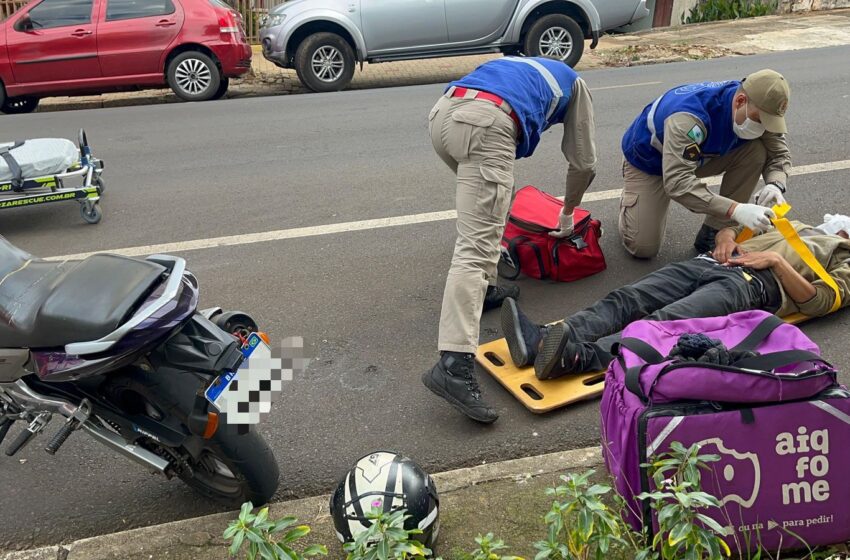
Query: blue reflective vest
447,57,578,159
622,81,746,176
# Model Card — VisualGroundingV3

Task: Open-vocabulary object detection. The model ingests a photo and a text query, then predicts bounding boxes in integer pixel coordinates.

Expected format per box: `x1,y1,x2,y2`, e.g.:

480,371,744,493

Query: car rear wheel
524,14,585,68
1,95,40,114
167,51,222,102
294,32,355,93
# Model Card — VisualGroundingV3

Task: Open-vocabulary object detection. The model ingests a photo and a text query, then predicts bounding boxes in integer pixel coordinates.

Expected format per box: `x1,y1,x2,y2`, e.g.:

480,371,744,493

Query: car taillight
219,12,239,34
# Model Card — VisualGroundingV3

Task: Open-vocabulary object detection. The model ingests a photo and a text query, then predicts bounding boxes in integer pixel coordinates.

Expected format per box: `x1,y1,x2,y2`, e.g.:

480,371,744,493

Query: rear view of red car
0,0,251,113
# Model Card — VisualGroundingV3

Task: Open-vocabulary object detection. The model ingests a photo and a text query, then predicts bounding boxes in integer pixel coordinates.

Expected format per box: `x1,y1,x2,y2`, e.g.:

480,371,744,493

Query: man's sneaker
500,297,547,367
693,224,719,254
482,284,520,312
533,323,586,380
421,352,499,424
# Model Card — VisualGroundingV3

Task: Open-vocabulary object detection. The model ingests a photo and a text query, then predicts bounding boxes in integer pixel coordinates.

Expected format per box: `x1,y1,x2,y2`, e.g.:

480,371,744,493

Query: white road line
45,158,850,261
593,81,663,91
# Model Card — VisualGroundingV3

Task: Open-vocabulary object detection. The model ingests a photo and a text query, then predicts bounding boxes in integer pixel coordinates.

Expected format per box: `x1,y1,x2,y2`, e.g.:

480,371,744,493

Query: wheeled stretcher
0,129,104,224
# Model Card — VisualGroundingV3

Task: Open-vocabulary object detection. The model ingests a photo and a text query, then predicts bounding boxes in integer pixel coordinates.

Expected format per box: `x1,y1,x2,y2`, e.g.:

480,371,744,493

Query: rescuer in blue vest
422,56,598,424
619,69,792,259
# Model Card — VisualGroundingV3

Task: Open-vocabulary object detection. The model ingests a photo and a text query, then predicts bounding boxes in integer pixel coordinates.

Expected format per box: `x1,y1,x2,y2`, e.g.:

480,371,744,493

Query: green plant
636,442,730,560
533,469,634,560
683,0,777,24
224,502,328,560
456,533,524,560
343,504,433,560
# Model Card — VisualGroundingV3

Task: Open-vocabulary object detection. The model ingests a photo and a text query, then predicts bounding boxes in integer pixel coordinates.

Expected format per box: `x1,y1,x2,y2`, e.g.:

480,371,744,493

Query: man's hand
711,229,746,263
754,183,786,208
549,208,575,238
724,251,782,271
730,203,776,233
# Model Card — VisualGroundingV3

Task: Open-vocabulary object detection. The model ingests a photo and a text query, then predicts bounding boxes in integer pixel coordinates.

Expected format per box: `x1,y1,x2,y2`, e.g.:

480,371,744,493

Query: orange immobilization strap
737,203,841,313
736,202,791,243
772,217,842,313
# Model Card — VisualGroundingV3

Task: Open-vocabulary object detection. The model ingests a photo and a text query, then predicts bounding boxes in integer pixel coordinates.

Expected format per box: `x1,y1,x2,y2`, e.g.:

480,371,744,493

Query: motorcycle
0,236,279,506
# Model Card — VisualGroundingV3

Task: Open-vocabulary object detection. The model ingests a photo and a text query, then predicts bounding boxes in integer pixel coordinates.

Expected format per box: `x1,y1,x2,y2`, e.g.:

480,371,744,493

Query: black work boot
421,352,499,424
482,284,520,312
533,323,598,380
693,224,719,254
500,297,547,367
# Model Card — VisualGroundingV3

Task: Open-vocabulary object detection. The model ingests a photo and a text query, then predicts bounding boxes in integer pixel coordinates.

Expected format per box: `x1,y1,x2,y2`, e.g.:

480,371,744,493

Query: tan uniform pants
619,139,768,258
429,92,518,354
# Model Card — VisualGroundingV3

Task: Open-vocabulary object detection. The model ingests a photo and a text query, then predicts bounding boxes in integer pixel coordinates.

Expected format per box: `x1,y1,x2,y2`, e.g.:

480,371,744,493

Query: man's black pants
564,257,783,372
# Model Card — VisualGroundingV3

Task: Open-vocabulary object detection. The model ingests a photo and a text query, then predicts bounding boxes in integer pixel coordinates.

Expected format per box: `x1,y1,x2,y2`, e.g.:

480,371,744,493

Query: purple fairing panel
33,275,199,381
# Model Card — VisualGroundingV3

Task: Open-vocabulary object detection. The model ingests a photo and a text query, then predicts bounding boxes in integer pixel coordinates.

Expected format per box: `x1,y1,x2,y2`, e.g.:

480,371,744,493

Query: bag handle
551,235,588,268
499,236,547,281
737,204,841,313
498,240,521,281
730,314,785,352
618,337,665,363
618,338,666,402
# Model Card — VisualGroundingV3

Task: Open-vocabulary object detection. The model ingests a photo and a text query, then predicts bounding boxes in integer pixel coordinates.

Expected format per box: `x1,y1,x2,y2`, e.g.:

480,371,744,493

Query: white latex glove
549,209,575,238
818,214,850,236
753,183,786,208
731,203,776,233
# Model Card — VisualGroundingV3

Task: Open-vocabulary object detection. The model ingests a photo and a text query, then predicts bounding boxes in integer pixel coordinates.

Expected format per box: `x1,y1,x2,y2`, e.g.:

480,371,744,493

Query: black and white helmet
330,451,440,547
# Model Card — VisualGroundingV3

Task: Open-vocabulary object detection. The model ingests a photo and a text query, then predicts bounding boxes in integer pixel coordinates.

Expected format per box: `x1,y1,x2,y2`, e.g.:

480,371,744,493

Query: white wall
672,0,702,25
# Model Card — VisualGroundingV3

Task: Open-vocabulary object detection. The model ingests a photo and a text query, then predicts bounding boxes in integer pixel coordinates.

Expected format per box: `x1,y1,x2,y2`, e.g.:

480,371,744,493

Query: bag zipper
645,362,836,403
644,386,850,421
509,213,591,234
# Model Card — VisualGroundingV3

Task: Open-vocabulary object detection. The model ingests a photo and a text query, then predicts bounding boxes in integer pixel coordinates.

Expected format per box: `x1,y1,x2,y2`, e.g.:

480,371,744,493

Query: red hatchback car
0,0,251,113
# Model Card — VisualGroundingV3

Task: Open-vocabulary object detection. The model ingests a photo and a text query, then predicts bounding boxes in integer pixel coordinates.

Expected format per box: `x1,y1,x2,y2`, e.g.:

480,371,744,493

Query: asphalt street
1,45,849,551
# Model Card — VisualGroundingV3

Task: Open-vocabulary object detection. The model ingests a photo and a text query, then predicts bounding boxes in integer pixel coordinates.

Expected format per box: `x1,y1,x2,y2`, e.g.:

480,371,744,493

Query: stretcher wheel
93,175,105,194
80,201,102,224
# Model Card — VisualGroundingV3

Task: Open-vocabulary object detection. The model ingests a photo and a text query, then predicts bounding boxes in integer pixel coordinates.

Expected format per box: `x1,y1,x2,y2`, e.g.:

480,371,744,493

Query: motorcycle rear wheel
178,427,279,507
99,368,280,507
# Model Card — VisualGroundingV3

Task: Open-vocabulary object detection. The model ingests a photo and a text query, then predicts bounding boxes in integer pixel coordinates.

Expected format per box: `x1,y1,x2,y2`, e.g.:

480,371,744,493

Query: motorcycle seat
0,236,166,349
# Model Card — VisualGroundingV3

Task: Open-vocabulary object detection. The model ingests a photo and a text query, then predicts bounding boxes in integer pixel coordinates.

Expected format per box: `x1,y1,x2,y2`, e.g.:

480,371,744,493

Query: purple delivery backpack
601,310,850,552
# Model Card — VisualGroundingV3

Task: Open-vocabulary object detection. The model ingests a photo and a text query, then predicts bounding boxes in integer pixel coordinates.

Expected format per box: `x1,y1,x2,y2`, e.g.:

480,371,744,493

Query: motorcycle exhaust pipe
82,421,170,474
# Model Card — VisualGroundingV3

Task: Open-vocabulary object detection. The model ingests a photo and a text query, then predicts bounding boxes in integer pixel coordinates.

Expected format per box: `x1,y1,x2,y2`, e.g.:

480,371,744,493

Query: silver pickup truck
259,0,649,93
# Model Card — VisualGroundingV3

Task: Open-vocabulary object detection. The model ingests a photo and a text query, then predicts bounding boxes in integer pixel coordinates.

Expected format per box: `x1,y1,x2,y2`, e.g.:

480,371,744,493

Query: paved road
2,45,850,551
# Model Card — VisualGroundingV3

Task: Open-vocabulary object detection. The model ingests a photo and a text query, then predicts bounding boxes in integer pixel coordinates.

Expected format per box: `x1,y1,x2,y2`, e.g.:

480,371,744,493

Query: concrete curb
2,446,603,560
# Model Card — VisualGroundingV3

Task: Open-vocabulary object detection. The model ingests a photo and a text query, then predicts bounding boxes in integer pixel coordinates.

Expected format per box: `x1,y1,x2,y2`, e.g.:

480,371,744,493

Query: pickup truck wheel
524,14,584,67
294,32,355,93
1,95,40,114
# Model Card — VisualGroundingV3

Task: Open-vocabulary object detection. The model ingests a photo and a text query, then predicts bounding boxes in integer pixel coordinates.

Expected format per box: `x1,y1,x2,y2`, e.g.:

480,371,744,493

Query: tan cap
741,69,790,134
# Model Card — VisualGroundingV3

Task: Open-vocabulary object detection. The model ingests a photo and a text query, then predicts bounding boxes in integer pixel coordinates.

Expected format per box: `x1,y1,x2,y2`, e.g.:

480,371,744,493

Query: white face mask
733,101,766,140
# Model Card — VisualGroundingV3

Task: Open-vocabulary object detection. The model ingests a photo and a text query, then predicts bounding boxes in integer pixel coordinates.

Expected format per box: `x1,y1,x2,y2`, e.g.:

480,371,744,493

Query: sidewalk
1,447,605,560
36,9,850,113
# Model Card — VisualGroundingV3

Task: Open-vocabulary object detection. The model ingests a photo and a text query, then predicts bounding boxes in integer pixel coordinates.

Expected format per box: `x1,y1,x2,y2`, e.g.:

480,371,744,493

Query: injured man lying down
501,215,850,380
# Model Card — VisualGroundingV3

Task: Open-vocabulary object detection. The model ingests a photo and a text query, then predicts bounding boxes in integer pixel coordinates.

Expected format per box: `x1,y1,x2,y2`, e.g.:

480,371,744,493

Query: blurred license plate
204,332,270,409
